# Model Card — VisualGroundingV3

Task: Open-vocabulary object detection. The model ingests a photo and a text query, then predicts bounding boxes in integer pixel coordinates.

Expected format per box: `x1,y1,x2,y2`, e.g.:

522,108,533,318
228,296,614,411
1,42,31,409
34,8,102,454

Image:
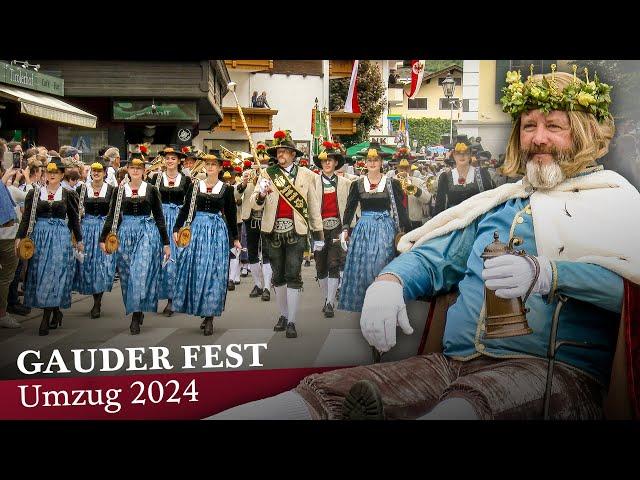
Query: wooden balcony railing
224,60,273,72
215,107,278,133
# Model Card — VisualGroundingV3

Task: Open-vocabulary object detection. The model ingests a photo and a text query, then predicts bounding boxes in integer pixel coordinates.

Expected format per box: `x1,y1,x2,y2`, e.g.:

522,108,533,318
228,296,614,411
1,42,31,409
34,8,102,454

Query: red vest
276,196,294,219
322,190,339,219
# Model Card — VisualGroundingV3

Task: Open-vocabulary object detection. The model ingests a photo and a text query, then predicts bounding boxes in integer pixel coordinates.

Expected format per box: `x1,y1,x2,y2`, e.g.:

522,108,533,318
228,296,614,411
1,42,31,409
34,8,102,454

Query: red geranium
333,142,341,149
257,143,266,150
234,166,242,173
181,146,190,154
322,141,334,149
222,160,232,168
243,160,253,168
139,145,148,154
274,131,286,139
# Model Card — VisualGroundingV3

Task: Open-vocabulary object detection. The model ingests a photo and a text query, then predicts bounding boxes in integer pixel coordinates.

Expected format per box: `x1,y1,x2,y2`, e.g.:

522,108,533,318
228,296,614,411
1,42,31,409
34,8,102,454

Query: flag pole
227,81,264,178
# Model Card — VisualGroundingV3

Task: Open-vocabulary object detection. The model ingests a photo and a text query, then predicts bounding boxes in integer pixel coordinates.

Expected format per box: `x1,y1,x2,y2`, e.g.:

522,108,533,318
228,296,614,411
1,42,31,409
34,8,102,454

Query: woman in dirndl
151,145,192,316
99,152,171,335
337,143,410,312
73,158,116,318
172,153,240,335
15,156,84,336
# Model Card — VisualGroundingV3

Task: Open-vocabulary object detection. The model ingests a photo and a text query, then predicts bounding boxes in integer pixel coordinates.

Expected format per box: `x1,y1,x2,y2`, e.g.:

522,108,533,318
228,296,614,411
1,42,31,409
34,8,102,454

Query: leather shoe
7,303,31,316
249,285,263,298
324,302,335,318
342,380,385,420
227,281,235,291
130,313,141,335
285,322,297,338
203,317,214,336
273,315,287,331
261,288,270,301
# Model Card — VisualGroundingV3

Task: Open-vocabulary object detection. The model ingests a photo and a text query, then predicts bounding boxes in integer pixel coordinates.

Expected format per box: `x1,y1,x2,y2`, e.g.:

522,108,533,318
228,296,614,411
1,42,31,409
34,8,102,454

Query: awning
0,85,96,128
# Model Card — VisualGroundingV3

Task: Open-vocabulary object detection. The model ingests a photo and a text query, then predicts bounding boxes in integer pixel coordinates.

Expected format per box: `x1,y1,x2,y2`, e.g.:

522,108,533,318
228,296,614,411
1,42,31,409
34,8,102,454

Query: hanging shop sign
0,61,64,96
113,101,198,122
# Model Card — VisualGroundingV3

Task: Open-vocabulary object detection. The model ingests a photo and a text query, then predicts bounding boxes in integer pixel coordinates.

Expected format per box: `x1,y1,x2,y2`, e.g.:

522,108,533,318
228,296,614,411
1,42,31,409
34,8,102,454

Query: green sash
266,165,309,227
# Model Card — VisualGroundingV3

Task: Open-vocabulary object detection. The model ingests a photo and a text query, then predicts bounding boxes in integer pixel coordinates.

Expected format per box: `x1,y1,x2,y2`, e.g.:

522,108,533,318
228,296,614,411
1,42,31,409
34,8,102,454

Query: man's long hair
501,72,615,178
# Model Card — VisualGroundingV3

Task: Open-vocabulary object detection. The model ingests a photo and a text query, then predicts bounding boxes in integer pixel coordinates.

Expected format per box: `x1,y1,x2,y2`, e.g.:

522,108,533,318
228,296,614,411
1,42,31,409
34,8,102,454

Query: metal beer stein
481,231,539,339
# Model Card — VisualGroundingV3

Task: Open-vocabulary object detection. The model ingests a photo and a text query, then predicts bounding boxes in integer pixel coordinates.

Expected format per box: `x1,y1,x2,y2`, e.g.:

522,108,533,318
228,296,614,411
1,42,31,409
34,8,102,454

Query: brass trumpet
425,175,437,194
398,172,417,195
145,155,165,176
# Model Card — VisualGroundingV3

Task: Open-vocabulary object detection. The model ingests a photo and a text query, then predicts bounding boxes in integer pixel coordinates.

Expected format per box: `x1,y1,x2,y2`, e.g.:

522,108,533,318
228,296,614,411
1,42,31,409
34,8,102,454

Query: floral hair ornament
454,143,469,153
500,63,612,122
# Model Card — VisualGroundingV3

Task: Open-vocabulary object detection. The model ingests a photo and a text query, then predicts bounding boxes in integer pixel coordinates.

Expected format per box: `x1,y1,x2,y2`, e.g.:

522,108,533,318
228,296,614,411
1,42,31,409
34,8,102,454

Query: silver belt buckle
274,218,294,234
322,217,340,230
251,210,263,220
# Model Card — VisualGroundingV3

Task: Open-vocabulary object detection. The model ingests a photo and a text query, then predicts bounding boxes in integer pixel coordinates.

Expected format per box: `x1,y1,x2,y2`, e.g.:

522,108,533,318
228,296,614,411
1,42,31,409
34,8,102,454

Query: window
462,99,470,112
439,98,460,110
437,76,462,86
408,98,428,110
495,60,557,103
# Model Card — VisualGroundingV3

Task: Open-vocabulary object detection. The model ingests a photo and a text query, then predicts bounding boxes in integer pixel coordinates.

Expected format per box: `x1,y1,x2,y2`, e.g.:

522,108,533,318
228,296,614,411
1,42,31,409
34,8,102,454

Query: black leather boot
39,308,52,336
324,302,335,318
273,315,287,331
261,288,270,301
249,285,263,298
49,308,63,329
342,380,385,420
285,322,297,338
203,316,214,336
91,293,103,319
130,312,141,335
162,300,173,317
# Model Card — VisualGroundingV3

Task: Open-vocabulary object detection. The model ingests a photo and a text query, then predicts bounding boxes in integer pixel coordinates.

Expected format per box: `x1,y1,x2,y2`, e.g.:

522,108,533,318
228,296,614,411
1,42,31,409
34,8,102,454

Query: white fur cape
398,169,640,284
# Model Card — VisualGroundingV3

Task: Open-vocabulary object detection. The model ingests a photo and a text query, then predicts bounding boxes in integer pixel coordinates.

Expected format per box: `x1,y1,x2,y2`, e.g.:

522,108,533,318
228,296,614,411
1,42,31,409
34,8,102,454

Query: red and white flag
344,60,361,114
407,60,425,99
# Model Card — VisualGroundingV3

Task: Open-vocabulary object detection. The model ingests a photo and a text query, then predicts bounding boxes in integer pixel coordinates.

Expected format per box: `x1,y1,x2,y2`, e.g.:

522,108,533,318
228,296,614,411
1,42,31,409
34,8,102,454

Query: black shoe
261,288,270,301
90,294,102,319
234,280,241,285
7,303,31,316
240,268,249,278
162,301,173,317
304,260,311,267
203,317,214,336
139,313,144,326
322,300,327,313
342,380,385,420
39,309,52,336
130,313,141,335
249,285,263,298
227,281,235,291
285,322,297,338
49,309,62,329
274,315,287,332
200,318,206,330
324,302,335,318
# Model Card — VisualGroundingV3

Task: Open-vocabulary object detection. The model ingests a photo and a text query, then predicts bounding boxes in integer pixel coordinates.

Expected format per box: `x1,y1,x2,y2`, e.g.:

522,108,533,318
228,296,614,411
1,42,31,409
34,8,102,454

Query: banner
344,60,360,114
407,60,425,99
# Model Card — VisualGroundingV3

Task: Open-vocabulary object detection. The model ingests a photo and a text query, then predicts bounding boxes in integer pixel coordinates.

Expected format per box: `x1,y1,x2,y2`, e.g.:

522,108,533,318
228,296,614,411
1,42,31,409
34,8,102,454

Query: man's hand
360,278,413,353
312,240,324,252
258,178,271,197
482,254,552,299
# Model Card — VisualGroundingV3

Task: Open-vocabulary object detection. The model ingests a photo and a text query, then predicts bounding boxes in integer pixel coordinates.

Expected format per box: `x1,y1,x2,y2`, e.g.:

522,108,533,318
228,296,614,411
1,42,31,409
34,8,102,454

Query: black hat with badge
45,155,66,173
266,129,304,157
313,141,346,169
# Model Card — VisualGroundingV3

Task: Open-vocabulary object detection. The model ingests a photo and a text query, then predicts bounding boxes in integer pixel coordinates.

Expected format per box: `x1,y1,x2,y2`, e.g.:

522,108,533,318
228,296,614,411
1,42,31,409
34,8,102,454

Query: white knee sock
318,277,328,302
233,258,242,283
286,288,300,324
274,285,288,318
262,263,272,291
417,397,480,420
205,390,313,420
327,278,339,306
229,258,238,281
338,270,343,288
250,263,264,289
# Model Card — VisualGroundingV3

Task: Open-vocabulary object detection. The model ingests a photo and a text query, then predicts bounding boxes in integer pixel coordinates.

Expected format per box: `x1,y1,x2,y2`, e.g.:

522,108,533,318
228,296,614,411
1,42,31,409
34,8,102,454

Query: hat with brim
360,141,391,160
202,154,221,165
90,157,107,171
266,139,304,158
159,145,188,159
128,152,146,167
46,156,65,173
313,150,345,170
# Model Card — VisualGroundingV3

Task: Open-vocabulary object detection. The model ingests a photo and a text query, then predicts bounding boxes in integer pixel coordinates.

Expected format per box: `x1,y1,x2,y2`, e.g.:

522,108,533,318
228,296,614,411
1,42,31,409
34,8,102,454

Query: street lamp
442,72,456,146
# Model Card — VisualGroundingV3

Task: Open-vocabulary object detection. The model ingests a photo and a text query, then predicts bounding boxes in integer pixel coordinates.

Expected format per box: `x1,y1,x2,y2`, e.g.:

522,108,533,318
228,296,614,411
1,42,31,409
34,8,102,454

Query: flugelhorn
145,155,165,176
398,172,417,195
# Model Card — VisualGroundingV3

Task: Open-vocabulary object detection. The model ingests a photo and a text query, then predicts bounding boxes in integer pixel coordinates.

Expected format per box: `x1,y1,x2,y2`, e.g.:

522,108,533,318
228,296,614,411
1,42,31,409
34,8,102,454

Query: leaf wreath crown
500,64,612,123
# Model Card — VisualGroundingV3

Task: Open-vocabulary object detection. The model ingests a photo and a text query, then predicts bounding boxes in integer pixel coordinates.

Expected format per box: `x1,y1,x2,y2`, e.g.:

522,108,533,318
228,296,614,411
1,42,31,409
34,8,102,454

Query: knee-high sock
417,397,479,420
318,277,328,302
286,288,300,325
250,263,264,289
274,285,288,318
262,263,273,291
232,258,242,282
229,258,238,281
338,270,343,288
205,390,313,420
327,278,339,306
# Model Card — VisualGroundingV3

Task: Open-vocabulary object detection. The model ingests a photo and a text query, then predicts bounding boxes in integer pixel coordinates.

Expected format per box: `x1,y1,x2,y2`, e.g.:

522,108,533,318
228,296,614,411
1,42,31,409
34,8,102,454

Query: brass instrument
189,159,207,177
398,171,417,195
425,175,437,194
144,155,165,177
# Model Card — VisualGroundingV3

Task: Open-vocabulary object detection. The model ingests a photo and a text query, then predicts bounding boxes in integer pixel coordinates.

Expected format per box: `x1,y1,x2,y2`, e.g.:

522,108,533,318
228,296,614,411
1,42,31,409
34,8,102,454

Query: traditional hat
158,145,188,159
202,153,221,164
392,146,415,167
359,141,391,160
90,157,107,170
313,141,346,169
453,142,471,154
266,130,304,157
45,156,65,173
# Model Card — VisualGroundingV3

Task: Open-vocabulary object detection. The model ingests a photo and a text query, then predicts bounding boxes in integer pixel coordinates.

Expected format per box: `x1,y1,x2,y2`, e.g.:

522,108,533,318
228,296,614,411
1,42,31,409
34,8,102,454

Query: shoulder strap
26,186,41,238
386,179,401,233
111,180,127,233
185,181,199,226
155,171,163,188
475,167,486,193
78,182,88,217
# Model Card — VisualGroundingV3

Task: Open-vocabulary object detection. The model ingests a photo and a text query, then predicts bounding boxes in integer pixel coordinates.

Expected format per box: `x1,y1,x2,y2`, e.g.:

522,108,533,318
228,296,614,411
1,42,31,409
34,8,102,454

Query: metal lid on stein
481,231,509,260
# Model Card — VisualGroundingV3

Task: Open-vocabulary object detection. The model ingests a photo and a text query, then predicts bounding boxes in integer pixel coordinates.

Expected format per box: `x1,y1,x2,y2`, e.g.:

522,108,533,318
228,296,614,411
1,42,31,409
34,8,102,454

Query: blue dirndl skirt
73,214,116,295
158,202,181,300
173,211,230,317
24,218,75,309
115,215,163,315
337,210,397,312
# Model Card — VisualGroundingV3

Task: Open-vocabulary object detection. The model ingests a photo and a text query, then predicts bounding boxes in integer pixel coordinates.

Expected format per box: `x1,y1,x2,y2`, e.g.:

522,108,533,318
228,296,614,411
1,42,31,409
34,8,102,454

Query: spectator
251,91,258,108
63,169,81,189
37,146,48,156
7,141,22,154
103,147,121,187
255,91,270,108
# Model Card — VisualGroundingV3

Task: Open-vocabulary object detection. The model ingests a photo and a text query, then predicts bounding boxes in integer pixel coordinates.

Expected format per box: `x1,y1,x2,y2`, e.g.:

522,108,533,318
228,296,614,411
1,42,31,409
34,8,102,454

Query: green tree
390,117,457,149
330,60,386,145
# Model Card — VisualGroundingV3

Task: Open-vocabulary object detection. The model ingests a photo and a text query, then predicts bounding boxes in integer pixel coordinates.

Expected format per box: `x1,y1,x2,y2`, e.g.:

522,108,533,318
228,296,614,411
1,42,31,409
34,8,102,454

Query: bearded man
210,68,640,420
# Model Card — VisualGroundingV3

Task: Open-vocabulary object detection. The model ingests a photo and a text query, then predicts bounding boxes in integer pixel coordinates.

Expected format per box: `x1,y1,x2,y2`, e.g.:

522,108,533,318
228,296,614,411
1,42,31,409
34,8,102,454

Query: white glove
258,178,271,195
339,230,349,252
482,254,552,299
312,240,325,252
360,280,413,353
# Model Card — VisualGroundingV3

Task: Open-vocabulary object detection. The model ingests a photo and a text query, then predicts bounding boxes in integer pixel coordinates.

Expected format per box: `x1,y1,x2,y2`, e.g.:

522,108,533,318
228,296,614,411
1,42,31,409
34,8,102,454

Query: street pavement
0,260,428,379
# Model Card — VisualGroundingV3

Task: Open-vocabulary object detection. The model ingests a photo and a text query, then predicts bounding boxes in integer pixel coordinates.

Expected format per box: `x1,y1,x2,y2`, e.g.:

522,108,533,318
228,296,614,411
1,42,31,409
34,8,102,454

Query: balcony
388,86,405,105
329,60,354,79
329,111,361,135
224,60,273,72
215,107,278,133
